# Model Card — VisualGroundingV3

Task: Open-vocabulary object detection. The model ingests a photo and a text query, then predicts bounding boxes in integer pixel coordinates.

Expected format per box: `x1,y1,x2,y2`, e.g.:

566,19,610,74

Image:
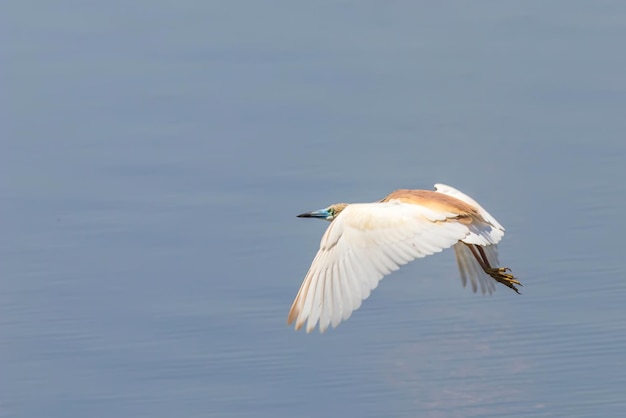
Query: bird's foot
486,267,522,294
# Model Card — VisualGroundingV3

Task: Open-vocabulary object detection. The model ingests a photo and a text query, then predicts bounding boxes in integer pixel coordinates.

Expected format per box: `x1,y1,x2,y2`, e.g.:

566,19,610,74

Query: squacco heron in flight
288,184,521,333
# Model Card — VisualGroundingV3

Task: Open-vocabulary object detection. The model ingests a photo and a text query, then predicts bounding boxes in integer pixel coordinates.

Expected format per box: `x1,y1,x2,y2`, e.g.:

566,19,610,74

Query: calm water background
4,1,626,417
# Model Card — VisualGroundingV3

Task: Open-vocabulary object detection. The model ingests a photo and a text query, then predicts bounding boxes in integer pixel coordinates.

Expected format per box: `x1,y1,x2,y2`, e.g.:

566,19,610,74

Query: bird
287,183,521,333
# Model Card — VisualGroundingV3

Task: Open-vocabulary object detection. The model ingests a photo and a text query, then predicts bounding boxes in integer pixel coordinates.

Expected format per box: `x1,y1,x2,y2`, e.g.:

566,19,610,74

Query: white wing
288,201,472,333
434,183,505,245
453,242,498,294
435,184,507,294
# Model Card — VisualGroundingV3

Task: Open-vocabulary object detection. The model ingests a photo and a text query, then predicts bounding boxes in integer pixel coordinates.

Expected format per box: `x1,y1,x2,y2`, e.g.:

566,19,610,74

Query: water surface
4,1,626,417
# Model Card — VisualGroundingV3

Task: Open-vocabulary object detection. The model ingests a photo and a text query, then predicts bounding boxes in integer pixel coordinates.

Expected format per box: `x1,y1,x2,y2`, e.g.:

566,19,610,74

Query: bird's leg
466,244,522,294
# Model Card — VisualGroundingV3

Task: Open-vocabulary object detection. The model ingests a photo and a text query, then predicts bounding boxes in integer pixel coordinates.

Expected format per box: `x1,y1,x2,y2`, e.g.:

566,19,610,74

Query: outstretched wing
453,242,498,294
288,201,471,333
434,183,504,245
435,184,508,293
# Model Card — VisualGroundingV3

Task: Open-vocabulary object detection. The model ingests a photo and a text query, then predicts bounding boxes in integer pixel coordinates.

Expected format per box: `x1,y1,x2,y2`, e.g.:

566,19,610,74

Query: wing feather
330,263,343,328
320,267,333,333
453,243,497,295
338,255,358,310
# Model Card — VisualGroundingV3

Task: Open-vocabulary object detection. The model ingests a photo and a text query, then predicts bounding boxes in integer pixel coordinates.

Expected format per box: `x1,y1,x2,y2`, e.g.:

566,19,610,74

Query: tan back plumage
382,189,480,224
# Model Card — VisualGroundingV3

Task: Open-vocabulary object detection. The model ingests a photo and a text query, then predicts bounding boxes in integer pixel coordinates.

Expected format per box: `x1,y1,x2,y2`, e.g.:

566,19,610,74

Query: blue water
4,1,626,417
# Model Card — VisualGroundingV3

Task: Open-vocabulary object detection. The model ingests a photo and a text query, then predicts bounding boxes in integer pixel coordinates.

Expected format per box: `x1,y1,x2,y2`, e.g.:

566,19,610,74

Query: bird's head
297,203,349,222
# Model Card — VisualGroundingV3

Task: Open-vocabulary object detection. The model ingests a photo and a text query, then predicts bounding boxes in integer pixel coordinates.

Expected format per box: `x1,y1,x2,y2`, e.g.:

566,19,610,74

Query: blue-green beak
297,208,331,219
